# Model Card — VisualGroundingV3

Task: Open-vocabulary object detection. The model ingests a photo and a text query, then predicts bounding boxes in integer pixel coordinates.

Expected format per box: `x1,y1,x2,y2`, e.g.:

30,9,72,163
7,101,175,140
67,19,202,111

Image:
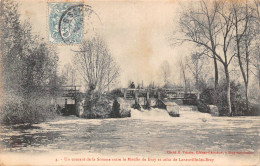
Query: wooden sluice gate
122,88,200,117
55,86,81,116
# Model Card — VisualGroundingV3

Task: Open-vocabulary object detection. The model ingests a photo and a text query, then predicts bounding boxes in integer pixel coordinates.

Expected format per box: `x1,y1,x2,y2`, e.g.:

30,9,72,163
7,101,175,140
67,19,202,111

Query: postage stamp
48,2,84,44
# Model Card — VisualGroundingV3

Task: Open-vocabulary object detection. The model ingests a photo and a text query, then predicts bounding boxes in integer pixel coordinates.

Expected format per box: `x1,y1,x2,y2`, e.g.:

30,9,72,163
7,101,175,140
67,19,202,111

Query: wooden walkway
121,88,200,100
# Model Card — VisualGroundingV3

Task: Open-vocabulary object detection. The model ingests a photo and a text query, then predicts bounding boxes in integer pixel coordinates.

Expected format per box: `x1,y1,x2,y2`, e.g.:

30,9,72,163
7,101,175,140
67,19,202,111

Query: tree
178,0,238,115
186,51,209,91
111,99,120,118
252,0,260,102
0,0,23,96
160,60,171,85
62,63,77,86
0,0,60,100
178,0,220,89
232,0,258,112
73,37,119,96
0,0,62,124
179,58,188,93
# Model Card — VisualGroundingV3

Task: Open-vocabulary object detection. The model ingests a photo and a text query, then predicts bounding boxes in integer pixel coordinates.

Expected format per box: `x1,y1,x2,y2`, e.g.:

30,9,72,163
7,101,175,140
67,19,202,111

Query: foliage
197,100,210,113
106,88,124,99
74,92,86,103
1,0,61,97
196,78,208,92
200,88,216,105
0,0,62,124
110,99,121,118
0,97,57,124
89,98,112,118
249,104,260,116
200,81,237,115
82,92,112,119
82,98,112,119
200,80,259,116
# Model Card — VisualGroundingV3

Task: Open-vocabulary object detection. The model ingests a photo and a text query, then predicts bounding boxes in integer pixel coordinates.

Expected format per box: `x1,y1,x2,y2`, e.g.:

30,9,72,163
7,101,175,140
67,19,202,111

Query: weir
122,88,200,117
54,87,202,118
130,106,212,121
131,108,172,120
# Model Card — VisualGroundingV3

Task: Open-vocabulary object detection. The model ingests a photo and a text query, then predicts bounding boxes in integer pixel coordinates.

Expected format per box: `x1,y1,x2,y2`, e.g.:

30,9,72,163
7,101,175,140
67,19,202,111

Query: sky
18,0,196,88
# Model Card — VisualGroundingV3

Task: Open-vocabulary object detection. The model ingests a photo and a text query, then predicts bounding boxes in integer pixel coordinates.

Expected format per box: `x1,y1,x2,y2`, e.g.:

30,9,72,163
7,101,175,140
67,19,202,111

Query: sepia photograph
0,0,259,165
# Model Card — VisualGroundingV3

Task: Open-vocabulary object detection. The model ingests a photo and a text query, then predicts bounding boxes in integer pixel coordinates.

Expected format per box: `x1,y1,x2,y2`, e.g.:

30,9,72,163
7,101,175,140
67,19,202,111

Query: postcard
0,0,259,165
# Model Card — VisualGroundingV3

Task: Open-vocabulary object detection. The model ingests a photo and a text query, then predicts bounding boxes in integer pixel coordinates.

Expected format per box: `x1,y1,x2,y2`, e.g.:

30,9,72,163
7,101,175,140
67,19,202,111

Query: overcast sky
18,0,196,87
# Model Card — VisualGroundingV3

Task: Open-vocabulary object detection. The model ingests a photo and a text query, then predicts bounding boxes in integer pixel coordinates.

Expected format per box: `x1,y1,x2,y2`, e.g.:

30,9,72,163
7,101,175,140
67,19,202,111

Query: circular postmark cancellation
58,4,101,44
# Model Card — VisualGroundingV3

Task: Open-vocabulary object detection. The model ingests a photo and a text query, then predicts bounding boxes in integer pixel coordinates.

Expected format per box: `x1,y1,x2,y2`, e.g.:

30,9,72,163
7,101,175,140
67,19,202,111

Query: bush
106,88,124,99
82,96,112,119
200,81,240,115
197,100,210,113
82,94,133,119
0,100,57,125
200,81,258,116
249,104,260,116
110,99,121,118
75,92,85,103
120,110,131,118
200,88,216,105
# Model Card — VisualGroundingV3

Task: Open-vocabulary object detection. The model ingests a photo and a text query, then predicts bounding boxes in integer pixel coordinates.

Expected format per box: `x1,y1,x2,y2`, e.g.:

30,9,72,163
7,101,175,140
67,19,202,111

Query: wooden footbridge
122,88,200,101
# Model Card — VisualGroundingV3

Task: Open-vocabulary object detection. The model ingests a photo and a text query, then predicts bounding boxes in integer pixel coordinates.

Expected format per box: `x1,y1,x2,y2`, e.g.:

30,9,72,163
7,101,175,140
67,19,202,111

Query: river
0,107,259,156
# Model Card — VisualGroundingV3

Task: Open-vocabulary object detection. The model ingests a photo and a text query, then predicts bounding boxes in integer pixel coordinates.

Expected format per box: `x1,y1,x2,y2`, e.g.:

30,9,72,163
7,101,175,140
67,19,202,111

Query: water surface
0,108,259,156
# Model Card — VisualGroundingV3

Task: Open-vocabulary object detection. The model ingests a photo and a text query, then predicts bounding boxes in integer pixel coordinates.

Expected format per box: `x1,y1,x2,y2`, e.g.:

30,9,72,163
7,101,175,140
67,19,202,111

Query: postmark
48,2,84,44
48,2,101,44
